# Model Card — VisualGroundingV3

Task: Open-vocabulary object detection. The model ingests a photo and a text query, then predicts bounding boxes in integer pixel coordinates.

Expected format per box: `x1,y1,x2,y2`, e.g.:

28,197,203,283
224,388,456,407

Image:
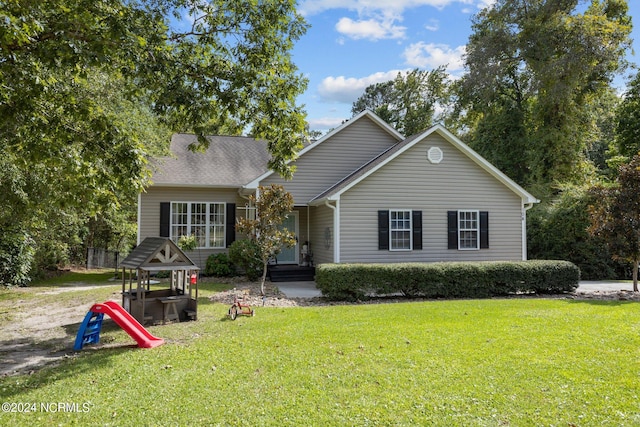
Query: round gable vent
427,147,443,164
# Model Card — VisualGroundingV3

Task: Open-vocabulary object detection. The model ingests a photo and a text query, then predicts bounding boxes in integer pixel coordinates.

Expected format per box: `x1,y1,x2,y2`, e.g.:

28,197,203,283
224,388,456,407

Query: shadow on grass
566,298,638,307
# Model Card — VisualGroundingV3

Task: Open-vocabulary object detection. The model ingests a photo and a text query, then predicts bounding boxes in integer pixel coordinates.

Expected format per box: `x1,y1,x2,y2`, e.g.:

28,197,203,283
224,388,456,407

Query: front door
276,211,298,264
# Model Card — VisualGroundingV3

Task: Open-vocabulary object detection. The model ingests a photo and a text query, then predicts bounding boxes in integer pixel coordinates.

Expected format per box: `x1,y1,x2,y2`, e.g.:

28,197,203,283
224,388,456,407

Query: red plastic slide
90,301,164,348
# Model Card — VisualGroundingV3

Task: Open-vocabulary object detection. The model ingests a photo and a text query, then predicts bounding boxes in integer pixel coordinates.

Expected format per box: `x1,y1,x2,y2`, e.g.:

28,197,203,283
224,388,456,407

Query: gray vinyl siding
260,116,399,203
338,134,524,263
309,205,335,264
139,187,245,268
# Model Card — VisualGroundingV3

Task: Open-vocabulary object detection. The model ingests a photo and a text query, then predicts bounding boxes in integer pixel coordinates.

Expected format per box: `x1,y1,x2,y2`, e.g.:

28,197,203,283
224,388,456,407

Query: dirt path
0,285,123,377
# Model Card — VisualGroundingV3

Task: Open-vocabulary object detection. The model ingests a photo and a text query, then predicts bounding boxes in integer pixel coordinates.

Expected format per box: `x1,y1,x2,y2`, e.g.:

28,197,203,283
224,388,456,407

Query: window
170,202,226,248
390,210,412,250
209,203,225,248
447,210,489,250
458,210,479,250
378,210,422,251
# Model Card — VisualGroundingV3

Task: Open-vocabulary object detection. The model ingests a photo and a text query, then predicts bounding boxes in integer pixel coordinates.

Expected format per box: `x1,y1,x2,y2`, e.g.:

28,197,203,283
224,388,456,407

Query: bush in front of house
204,253,235,277
315,260,580,301
228,239,262,281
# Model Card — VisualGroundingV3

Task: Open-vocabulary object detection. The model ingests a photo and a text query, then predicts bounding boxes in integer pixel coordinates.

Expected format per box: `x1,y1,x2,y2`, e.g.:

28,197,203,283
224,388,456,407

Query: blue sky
292,0,640,133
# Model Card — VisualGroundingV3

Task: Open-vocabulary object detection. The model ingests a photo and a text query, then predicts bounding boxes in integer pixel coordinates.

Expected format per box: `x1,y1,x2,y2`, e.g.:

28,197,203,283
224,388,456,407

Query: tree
351,67,452,136
0,0,308,284
615,70,640,161
528,185,621,280
588,155,640,291
235,185,296,296
459,0,632,188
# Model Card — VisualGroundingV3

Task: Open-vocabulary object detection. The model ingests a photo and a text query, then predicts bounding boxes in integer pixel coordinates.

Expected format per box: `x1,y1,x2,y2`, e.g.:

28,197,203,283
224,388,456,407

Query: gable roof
150,134,270,188
120,237,199,271
309,124,539,205
243,110,404,190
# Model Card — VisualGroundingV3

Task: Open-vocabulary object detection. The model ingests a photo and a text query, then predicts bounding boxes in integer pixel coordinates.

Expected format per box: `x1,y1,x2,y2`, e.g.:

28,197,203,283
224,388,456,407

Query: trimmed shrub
205,253,235,277
315,261,580,301
228,239,262,281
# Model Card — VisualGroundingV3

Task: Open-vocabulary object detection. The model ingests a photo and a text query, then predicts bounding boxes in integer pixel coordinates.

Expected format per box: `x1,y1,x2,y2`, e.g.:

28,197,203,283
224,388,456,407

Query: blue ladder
73,311,105,351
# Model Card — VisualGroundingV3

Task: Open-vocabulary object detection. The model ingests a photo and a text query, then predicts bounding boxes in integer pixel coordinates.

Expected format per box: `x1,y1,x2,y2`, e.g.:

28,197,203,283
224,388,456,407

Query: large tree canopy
459,0,631,188
351,67,452,136
0,0,308,284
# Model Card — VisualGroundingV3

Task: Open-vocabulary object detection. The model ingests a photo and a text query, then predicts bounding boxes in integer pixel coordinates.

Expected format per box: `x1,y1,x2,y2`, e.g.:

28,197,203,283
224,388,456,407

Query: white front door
276,211,298,264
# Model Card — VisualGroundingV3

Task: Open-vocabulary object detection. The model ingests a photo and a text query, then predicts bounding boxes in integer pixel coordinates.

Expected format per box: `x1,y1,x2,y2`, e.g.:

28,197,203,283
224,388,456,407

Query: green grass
1,290,639,426
29,269,117,287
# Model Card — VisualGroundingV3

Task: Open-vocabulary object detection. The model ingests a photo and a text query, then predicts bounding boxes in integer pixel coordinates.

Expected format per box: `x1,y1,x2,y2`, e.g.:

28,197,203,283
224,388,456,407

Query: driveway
577,281,636,292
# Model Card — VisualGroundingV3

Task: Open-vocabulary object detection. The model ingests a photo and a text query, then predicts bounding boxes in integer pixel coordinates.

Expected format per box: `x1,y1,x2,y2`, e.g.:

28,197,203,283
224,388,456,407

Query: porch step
268,265,316,282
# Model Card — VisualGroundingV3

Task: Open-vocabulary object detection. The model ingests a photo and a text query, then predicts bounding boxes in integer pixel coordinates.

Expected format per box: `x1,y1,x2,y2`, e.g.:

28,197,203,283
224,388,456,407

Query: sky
291,0,640,133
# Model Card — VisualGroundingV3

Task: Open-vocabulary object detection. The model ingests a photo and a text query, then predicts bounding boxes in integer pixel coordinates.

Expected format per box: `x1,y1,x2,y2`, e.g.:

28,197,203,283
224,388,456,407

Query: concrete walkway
274,281,322,298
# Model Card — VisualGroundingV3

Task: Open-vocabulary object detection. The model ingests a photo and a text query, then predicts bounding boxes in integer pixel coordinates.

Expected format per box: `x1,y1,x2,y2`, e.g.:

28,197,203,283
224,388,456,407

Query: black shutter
378,210,389,250
447,211,458,249
160,202,170,237
480,211,489,249
226,203,236,247
412,210,422,250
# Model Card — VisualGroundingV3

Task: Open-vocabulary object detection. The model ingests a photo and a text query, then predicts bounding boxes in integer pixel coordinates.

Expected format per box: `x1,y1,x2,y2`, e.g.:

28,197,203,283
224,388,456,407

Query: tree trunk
634,259,639,292
260,261,268,296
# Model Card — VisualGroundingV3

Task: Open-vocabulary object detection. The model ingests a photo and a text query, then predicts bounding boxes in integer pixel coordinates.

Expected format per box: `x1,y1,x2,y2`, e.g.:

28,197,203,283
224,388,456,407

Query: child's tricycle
227,290,255,320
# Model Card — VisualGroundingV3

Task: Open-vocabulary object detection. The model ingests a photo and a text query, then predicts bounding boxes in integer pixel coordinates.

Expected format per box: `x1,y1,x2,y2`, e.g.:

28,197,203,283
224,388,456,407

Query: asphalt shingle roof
150,134,271,187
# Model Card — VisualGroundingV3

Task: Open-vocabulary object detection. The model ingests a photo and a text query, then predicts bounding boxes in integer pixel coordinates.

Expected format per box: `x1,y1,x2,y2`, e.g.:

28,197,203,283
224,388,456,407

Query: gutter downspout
307,205,310,249
325,200,340,263
522,202,535,260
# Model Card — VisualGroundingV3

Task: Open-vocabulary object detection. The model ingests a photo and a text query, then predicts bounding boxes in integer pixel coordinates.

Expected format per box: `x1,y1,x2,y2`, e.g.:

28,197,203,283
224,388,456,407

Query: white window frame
458,210,479,250
389,209,412,251
170,202,226,249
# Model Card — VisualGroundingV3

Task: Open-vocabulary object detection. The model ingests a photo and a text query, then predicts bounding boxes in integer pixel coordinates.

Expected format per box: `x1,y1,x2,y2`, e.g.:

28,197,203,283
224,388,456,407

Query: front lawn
1,287,639,425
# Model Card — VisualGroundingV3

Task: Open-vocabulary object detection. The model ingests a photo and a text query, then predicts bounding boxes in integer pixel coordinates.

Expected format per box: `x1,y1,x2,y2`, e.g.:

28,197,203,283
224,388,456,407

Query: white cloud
335,16,406,40
425,19,439,31
307,117,346,131
317,70,406,103
403,42,466,71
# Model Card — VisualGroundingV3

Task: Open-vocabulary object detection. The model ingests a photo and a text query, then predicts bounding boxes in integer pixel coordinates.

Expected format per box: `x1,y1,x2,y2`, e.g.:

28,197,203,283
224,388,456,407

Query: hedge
315,260,580,301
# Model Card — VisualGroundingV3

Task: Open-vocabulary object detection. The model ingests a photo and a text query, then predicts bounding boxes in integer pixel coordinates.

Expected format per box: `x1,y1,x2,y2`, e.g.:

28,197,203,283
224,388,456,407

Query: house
138,110,539,271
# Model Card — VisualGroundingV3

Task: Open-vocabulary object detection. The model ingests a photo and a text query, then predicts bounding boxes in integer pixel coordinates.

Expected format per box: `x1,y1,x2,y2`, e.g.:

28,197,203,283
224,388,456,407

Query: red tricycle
227,290,255,320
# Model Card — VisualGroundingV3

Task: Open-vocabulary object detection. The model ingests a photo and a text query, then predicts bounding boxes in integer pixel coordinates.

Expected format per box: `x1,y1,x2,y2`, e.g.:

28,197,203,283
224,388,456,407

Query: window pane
171,202,188,244
391,230,411,250
191,203,207,247
209,203,225,248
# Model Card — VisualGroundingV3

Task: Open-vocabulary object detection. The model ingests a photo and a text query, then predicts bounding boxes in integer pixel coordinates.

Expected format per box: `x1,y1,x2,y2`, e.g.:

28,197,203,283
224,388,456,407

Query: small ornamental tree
236,184,296,295
589,154,640,292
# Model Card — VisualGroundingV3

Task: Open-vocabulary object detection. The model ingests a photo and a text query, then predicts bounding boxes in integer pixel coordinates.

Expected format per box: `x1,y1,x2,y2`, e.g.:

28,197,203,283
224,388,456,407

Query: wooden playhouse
119,237,199,325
